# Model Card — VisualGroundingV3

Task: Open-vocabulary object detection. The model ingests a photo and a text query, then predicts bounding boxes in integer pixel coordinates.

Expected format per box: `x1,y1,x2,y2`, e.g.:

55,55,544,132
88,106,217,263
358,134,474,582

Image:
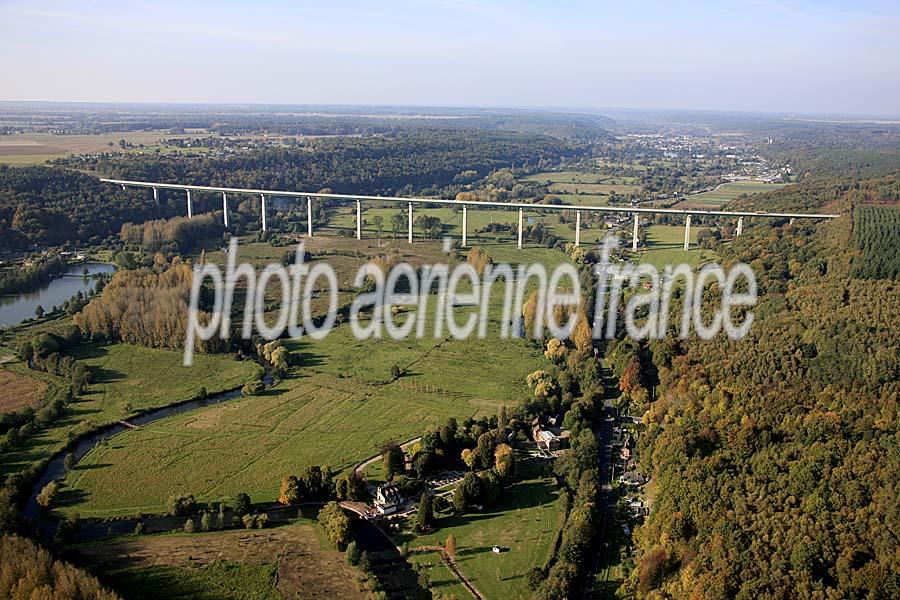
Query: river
0,262,116,327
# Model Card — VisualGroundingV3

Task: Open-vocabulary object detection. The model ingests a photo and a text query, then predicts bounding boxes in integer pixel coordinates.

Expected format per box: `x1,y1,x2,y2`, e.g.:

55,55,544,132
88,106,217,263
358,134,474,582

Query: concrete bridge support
261,195,268,231
153,187,159,210
736,216,744,236
684,215,691,251
356,199,362,240
575,210,581,247
222,192,229,228
186,190,193,218
408,202,413,243
307,198,313,237
518,208,524,249
632,214,640,252
462,205,468,247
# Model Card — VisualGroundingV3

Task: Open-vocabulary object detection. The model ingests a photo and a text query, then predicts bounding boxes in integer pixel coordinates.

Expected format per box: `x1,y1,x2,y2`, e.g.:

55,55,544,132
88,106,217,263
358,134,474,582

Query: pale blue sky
2,0,899,115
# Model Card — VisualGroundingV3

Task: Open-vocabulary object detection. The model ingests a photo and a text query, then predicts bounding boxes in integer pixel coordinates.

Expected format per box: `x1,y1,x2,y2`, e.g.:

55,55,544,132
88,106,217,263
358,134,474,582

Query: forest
91,130,577,196
850,203,900,279
0,166,156,250
1,129,580,251
619,173,900,597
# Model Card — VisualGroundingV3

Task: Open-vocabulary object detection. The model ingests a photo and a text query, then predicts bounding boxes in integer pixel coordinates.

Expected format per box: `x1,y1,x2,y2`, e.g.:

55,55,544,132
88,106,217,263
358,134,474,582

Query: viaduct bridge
102,178,841,252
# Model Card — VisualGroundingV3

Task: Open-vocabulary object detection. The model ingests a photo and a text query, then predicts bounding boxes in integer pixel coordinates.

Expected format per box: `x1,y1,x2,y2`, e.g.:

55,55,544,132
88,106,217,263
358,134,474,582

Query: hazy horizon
3,0,900,116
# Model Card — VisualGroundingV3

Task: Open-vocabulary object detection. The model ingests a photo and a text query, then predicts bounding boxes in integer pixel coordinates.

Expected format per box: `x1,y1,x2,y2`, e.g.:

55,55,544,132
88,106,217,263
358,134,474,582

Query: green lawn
0,343,260,481
400,460,564,600
64,294,548,517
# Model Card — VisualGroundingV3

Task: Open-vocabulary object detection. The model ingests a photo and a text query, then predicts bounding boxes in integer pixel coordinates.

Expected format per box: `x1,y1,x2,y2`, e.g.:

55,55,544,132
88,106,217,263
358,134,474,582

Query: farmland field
0,132,205,165
77,520,367,600
674,180,786,209
0,363,47,412
521,170,642,197
63,291,548,517
400,459,564,599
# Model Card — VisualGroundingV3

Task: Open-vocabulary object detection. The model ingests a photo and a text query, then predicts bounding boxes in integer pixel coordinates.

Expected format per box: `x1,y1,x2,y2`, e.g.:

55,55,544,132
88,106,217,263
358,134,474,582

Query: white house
374,483,403,516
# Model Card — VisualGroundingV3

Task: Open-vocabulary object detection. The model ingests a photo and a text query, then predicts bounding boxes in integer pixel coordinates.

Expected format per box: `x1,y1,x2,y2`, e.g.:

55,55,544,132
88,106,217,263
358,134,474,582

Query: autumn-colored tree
461,448,477,470
445,534,457,558
278,475,300,505
571,311,593,356
494,443,516,478
545,338,567,363
467,245,493,276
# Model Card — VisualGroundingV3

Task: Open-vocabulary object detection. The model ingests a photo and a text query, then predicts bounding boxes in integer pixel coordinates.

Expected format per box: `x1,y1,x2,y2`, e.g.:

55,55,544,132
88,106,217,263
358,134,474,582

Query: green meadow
676,180,786,209
0,343,260,481
63,288,548,517
637,224,717,270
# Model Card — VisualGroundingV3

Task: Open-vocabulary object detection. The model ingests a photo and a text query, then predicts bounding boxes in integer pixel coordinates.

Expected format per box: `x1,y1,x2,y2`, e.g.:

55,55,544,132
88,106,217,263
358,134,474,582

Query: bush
166,494,196,516
346,540,360,565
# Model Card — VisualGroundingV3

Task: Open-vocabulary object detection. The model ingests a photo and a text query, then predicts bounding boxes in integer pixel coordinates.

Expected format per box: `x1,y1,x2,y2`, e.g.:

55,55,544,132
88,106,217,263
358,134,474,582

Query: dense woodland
0,166,155,250
619,175,900,597
91,130,576,195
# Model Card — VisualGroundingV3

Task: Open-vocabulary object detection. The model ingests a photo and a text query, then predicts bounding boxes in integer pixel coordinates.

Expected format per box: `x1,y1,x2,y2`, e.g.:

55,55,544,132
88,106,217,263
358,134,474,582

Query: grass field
546,193,610,206
637,224,717,270
400,459,564,599
77,520,367,600
521,170,642,198
64,291,548,516
522,170,639,186
674,180,786,209
0,343,261,480
548,182,641,195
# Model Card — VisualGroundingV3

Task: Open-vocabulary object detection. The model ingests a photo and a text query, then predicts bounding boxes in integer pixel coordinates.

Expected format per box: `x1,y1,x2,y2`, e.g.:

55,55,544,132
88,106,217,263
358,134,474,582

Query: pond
0,262,115,327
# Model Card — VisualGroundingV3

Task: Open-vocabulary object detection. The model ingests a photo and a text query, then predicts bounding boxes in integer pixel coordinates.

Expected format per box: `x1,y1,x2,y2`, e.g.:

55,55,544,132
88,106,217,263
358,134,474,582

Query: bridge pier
575,210,581,247
260,195,267,231
356,199,362,240
736,216,744,236
153,187,159,210
307,197,313,238
408,202,413,243
186,190,193,218
684,215,691,251
632,214,639,252
518,208,524,249
462,205,468,247
222,192,228,228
